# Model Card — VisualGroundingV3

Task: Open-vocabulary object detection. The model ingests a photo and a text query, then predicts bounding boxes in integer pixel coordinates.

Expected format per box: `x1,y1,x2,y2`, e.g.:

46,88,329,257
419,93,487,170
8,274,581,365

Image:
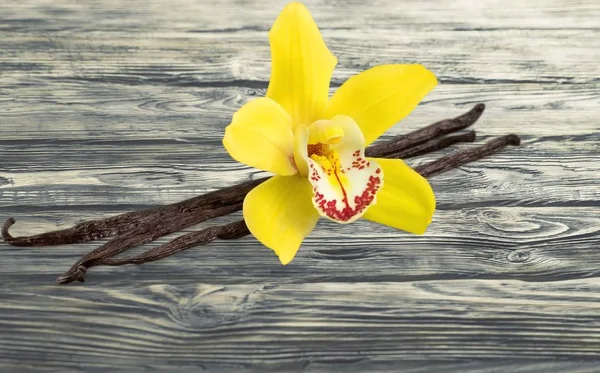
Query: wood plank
1,206,599,286
1,141,598,208
1,279,600,370
1,1,599,90
0,84,598,209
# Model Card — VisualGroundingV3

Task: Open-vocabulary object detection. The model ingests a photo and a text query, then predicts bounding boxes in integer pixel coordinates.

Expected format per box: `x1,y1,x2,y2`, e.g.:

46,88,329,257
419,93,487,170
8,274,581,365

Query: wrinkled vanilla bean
3,104,485,247
413,134,521,177
55,203,243,283
58,133,520,284
365,103,484,158
0,104,494,284
55,124,482,284
2,179,261,247
54,138,459,284
60,220,249,285
387,130,476,159
101,220,247,266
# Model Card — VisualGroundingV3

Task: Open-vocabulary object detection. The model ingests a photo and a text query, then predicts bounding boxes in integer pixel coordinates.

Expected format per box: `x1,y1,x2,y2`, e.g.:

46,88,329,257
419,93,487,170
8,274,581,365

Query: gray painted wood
1,0,599,371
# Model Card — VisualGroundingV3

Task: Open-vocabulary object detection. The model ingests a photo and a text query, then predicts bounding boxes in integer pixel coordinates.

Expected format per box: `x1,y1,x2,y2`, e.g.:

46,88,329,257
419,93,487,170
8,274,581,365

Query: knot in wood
507,250,530,263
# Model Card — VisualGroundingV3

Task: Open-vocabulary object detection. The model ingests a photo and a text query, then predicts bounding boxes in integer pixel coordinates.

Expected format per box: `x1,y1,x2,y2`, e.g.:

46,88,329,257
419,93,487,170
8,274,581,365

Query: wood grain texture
0,0,599,371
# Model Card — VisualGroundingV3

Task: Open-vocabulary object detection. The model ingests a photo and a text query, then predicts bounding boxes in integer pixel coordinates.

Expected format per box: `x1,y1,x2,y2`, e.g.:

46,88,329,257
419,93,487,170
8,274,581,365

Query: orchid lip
295,115,383,223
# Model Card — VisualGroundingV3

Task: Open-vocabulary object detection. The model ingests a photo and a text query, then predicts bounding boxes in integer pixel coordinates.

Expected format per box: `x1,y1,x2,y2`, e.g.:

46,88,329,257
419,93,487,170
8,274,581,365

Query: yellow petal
267,2,337,127
223,97,297,176
243,174,320,265
326,64,437,146
362,158,435,234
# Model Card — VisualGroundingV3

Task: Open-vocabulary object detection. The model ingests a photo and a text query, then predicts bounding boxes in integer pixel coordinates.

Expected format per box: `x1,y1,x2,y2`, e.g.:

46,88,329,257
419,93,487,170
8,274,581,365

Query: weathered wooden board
0,0,599,371
1,280,600,371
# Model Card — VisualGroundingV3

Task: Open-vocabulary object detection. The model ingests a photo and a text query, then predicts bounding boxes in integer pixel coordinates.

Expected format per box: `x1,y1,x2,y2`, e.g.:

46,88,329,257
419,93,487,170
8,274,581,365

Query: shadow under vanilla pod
1,2,522,283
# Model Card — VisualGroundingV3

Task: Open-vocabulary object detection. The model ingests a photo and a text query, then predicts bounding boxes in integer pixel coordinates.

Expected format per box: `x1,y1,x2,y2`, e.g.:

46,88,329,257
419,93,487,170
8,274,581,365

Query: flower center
294,115,383,223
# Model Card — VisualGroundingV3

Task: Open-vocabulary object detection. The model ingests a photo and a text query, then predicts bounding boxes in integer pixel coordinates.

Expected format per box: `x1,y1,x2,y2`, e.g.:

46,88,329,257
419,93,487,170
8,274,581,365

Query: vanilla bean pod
2,179,261,246
3,104,485,247
364,103,484,158
413,134,521,177
55,203,243,284
58,133,520,284
387,130,476,159
101,220,247,266
55,131,477,284
60,220,249,284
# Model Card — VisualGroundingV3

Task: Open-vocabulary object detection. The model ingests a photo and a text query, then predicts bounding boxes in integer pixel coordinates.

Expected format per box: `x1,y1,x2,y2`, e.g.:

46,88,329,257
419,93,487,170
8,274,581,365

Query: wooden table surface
1,0,599,371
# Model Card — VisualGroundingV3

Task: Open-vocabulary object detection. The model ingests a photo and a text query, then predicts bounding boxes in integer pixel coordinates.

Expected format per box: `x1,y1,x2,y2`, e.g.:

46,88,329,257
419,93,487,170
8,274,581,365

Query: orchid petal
243,174,320,264
267,2,337,127
363,158,435,234
326,64,437,145
223,97,296,176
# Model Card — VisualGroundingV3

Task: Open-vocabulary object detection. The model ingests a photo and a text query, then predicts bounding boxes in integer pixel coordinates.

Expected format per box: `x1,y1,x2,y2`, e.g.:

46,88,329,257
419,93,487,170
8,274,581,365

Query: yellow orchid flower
223,2,437,265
